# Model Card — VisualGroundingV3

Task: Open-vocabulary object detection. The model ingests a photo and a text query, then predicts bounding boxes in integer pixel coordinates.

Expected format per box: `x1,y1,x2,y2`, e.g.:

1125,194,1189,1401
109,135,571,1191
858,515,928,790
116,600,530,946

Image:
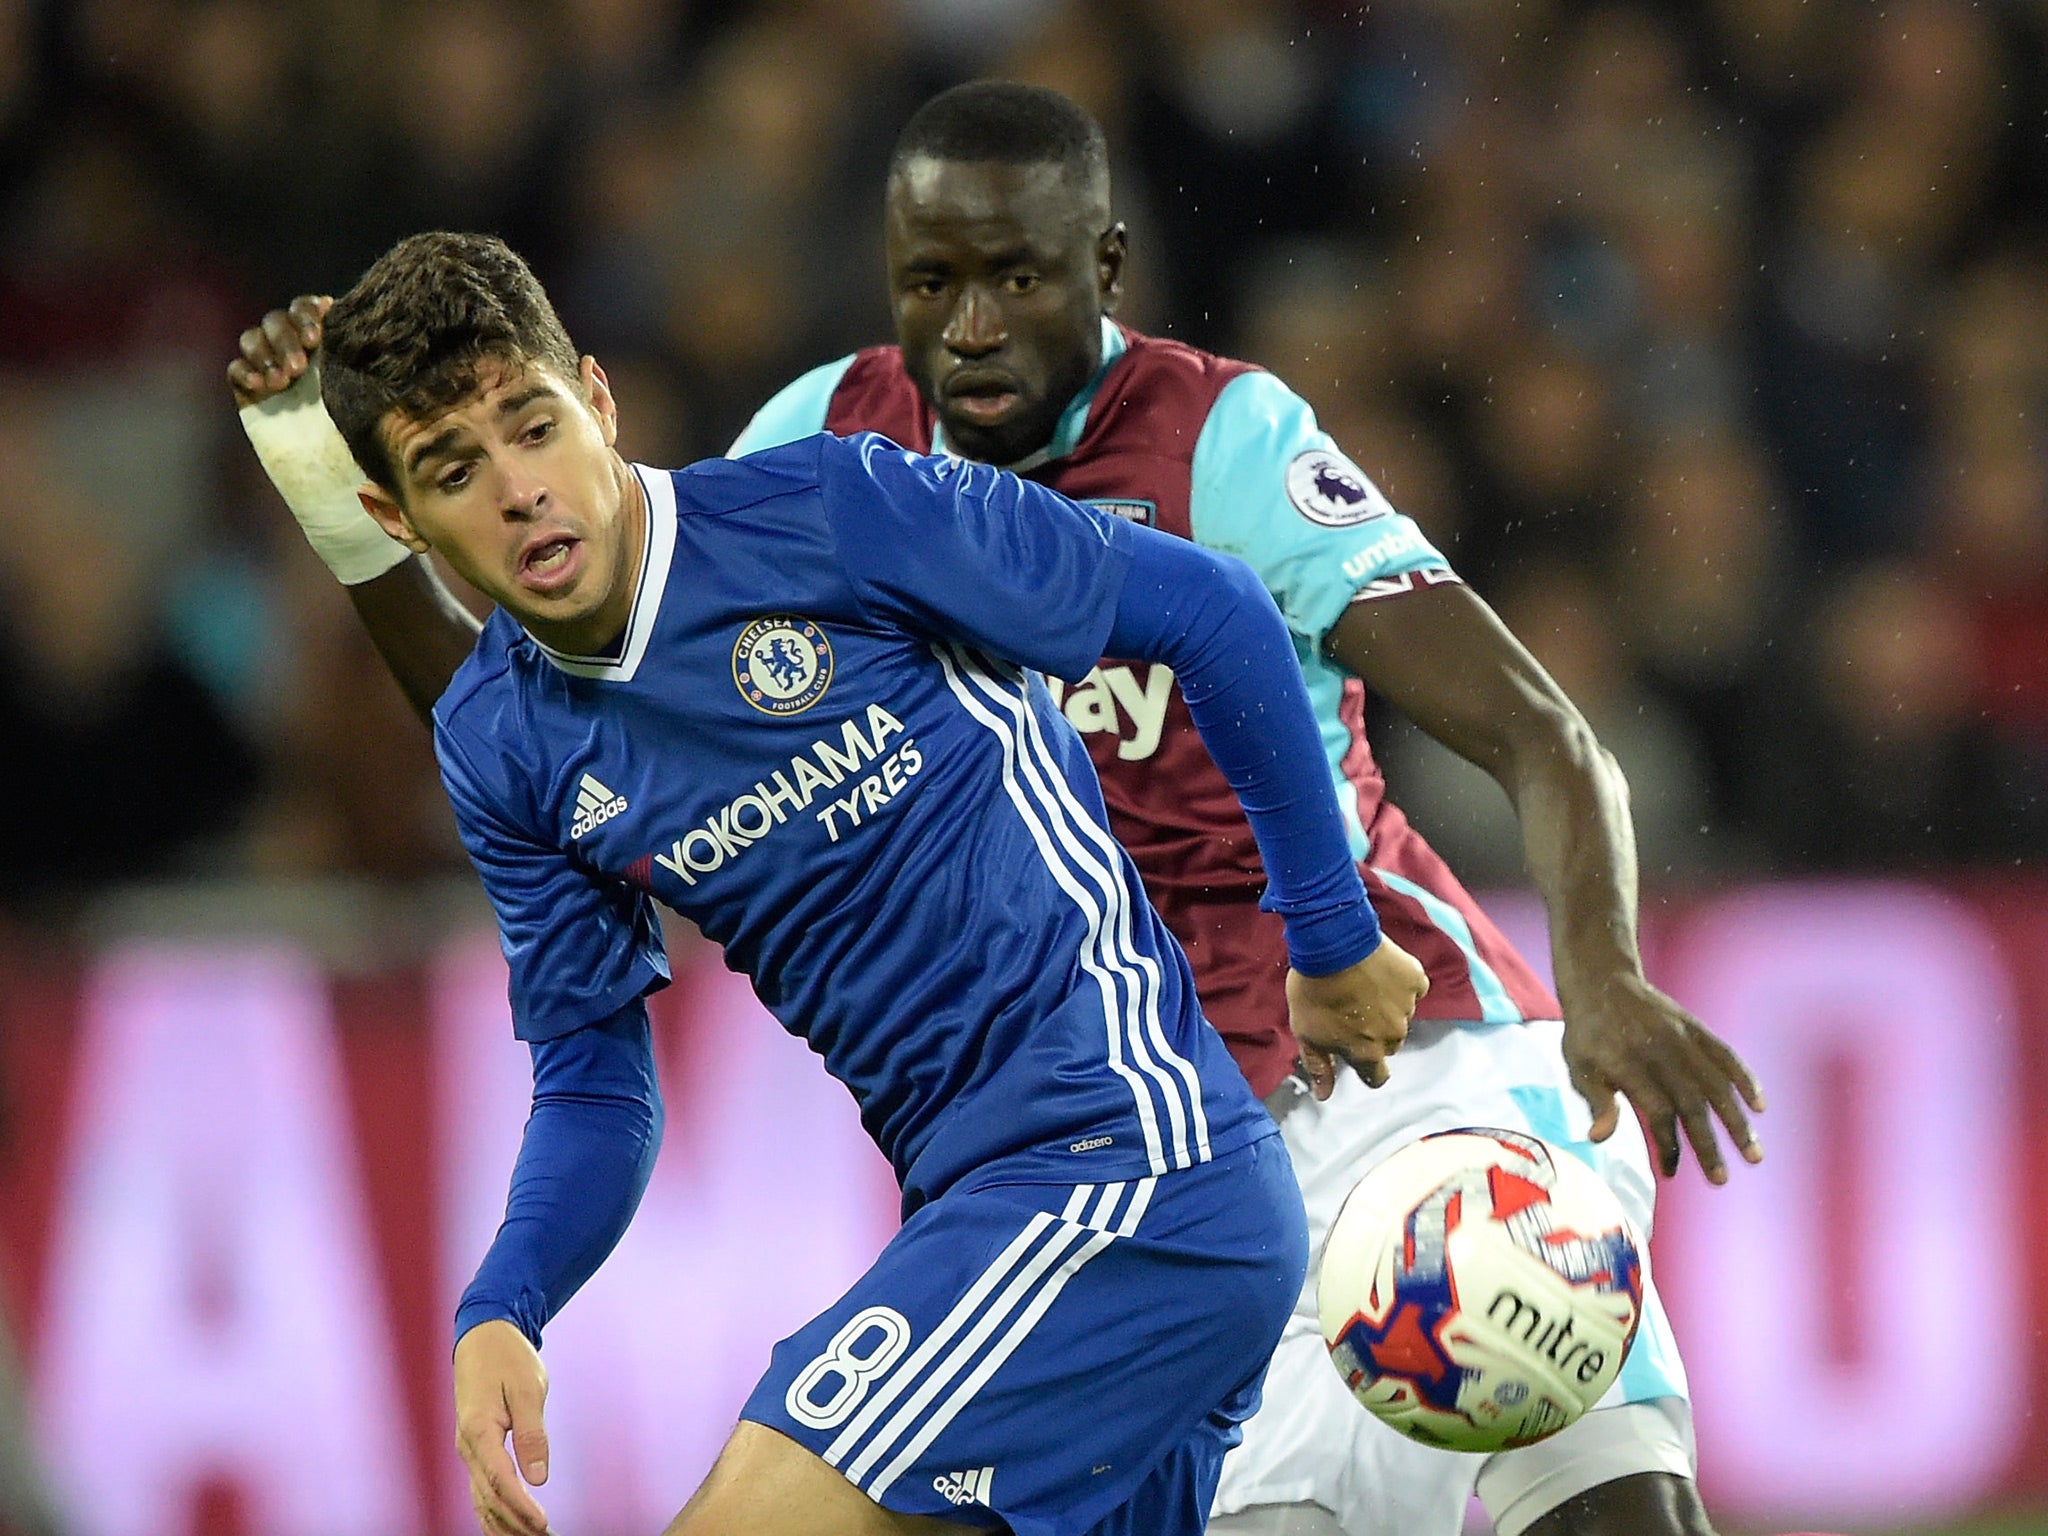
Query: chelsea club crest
733,616,834,716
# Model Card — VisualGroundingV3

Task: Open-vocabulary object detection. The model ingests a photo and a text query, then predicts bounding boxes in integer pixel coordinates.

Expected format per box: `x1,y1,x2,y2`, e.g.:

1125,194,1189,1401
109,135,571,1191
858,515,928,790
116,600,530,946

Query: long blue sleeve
1105,525,1382,976
455,1002,664,1348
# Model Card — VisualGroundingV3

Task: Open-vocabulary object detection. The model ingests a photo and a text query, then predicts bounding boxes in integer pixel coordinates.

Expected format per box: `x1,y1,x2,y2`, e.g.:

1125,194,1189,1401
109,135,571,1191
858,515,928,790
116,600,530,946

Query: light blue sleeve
1188,371,1458,646
726,354,858,457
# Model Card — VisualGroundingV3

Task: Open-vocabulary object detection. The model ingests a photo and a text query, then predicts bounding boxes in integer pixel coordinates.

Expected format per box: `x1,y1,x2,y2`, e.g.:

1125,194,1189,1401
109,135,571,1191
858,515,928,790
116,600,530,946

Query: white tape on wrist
238,367,411,585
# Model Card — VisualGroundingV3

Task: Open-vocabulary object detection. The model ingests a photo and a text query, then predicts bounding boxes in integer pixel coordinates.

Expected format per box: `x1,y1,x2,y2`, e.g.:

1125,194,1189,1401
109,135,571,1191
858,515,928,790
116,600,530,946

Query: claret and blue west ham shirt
436,431,1370,1215
733,322,1561,1096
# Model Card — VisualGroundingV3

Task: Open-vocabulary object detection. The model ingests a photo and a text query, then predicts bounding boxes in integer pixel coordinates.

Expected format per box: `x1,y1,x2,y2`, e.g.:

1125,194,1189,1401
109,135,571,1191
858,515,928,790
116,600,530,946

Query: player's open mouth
950,391,1019,426
945,374,1024,427
518,535,583,594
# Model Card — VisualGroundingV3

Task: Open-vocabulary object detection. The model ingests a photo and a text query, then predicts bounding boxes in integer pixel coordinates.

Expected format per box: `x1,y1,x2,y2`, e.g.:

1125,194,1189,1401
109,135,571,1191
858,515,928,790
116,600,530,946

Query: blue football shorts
741,1133,1308,1536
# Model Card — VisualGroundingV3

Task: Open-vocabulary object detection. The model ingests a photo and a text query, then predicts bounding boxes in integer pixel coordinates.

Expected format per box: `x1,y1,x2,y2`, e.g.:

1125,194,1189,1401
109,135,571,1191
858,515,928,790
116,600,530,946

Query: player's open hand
1287,937,1430,1099
1558,967,1765,1185
227,294,330,408
454,1319,555,1536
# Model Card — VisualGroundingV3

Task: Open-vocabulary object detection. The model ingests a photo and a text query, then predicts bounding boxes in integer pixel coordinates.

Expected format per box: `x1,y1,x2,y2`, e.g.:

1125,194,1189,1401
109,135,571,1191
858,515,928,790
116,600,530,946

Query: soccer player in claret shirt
721,87,1762,1536
237,230,1432,1536
232,87,1765,1536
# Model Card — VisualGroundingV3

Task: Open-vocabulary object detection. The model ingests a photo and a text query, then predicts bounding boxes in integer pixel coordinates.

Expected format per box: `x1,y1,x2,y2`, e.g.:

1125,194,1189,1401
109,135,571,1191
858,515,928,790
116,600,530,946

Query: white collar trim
532,462,674,682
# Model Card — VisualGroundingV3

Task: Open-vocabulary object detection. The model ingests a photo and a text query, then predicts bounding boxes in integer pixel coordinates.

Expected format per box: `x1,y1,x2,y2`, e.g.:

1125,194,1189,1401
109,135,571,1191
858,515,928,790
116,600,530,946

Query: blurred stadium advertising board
1,881,2044,1536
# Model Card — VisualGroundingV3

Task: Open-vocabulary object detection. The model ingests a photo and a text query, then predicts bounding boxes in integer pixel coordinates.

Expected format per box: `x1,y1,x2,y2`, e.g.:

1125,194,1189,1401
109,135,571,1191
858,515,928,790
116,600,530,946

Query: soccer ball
1316,1127,1645,1453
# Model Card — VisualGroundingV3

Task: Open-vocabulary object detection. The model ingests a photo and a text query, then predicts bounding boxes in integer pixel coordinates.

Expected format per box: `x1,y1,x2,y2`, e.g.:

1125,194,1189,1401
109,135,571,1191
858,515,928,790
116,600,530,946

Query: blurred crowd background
2,0,2047,908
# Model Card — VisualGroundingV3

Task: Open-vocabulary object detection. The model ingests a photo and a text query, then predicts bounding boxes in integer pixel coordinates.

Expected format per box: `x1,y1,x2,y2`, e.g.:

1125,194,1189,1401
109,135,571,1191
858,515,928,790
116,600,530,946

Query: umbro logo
569,773,629,840
932,1466,995,1508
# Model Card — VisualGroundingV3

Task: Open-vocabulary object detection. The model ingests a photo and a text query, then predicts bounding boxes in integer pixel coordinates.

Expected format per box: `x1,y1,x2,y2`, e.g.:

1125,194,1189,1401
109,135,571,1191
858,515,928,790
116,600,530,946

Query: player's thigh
666,1421,990,1536
1475,1398,1699,1536
742,1138,1305,1536
1520,1472,1715,1536
1213,1316,1474,1536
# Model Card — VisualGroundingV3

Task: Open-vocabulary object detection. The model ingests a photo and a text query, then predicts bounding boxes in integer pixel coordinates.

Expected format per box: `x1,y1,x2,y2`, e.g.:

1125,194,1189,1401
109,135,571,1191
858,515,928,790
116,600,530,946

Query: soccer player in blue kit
284,232,1431,1536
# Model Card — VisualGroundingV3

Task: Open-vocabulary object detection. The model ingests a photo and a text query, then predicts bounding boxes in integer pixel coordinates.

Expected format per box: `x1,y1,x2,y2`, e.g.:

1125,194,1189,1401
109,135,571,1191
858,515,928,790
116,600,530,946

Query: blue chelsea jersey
434,432,1272,1208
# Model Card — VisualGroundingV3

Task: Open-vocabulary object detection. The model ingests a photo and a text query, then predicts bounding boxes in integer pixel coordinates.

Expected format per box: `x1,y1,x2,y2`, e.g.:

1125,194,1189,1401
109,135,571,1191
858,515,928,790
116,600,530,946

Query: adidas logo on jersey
932,1466,995,1508
570,773,629,840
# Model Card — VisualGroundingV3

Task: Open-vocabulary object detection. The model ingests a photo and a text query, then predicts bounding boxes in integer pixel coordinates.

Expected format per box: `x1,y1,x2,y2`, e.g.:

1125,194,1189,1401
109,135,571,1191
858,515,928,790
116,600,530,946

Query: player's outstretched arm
1326,582,1766,1183
1102,527,1430,1094
229,296,482,721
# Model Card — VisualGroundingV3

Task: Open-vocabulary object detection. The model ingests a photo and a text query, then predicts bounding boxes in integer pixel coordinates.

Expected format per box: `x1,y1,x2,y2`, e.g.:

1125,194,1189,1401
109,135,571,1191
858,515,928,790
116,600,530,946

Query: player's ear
582,356,619,448
1097,223,1127,315
359,485,430,553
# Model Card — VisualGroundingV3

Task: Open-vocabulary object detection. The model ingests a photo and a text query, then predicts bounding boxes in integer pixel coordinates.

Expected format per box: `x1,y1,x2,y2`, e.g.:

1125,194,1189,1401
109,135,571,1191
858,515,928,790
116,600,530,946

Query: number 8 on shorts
785,1307,913,1430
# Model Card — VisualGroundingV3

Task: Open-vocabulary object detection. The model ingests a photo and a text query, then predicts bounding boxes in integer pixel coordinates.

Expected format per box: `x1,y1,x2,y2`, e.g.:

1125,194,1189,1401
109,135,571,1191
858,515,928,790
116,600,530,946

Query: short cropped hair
889,81,1108,187
321,231,581,491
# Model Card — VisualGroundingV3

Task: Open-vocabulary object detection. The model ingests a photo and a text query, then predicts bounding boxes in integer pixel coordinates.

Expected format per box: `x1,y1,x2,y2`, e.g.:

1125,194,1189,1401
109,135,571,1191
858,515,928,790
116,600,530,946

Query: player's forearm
1325,586,1645,989
1106,530,1380,975
238,363,480,721
348,555,484,723
456,1005,664,1348
1497,713,1648,989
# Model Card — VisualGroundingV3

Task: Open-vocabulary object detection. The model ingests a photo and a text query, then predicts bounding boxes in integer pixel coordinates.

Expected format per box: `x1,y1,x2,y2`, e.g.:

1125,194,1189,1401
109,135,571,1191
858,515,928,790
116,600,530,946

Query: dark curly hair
321,231,581,492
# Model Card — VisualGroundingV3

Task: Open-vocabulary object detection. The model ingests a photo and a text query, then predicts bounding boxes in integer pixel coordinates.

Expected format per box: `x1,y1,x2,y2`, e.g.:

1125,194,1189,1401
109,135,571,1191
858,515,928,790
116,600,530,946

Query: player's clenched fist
228,290,415,587
454,1319,555,1536
227,293,330,407
1287,937,1430,1099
